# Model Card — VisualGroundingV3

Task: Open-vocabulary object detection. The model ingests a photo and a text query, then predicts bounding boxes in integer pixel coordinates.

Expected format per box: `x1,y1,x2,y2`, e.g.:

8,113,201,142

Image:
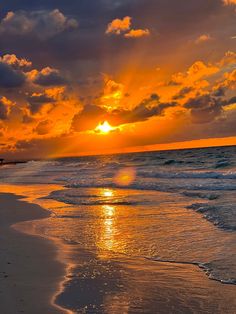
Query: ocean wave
146,257,236,286
187,203,236,231
67,180,236,192
215,160,231,168
45,189,145,206
48,197,140,206
182,191,220,200
138,170,236,179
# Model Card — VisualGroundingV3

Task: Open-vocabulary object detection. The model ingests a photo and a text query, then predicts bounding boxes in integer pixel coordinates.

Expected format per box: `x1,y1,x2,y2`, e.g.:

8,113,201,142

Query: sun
95,121,114,134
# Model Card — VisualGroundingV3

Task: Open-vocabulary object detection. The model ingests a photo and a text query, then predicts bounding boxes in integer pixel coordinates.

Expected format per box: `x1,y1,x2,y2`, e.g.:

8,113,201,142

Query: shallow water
1,146,236,313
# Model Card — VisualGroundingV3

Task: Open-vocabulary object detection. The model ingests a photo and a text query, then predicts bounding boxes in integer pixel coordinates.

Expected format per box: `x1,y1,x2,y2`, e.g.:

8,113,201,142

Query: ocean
1,145,236,313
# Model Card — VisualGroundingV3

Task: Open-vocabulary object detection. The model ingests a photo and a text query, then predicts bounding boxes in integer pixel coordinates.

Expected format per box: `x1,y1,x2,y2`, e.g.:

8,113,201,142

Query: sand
0,192,70,314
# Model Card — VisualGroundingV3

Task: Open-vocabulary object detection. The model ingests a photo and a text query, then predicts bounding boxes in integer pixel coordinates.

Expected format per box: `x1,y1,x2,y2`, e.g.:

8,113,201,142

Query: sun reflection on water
97,188,118,254
103,204,115,217
97,204,117,253
102,189,114,198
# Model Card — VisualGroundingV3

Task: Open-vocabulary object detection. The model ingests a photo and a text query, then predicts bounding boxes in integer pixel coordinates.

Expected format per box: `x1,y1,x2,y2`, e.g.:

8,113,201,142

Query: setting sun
95,121,114,134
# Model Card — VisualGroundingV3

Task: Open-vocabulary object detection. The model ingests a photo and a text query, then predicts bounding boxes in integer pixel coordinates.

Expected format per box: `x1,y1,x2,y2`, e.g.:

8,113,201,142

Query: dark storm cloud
28,94,55,104
184,94,235,124
72,104,106,132
228,96,236,104
27,94,56,114
0,61,25,88
172,87,194,100
108,94,176,125
72,94,177,131
33,68,67,86
0,9,78,40
213,86,226,97
0,99,8,120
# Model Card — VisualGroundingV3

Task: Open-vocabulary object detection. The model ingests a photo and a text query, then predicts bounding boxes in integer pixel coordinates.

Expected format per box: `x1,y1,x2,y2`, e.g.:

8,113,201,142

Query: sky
0,0,235,159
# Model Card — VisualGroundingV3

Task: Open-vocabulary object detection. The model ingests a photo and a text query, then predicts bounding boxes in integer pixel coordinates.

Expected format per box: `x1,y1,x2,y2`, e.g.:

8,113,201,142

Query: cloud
213,68,236,93
72,50,236,134
0,61,25,88
222,69,236,90
72,104,105,132
213,86,226,97
34,119,53,135
72,94,176,132
195,34,212,44
0,54,32,68
184,93,235,124
0,97,10,120
0,53,67,92
106,16,150,38
108,94,176,125
219,51,236,66
0,9,78,40
228,96,236,104
106,16,131,35
169,61,219,86
124,29,150,38
0,46,235,157
22,114,35,124
100,76,124,110
32,67,67,86
0,96,15,121
167,52,236,124
223,0,236,5
172,87,194,100
27,93,56,114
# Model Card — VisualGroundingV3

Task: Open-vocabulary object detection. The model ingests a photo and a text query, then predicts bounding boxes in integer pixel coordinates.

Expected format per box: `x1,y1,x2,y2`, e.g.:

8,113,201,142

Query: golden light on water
102,189,114,198
98,204,116,252
103,205,115,217
97,189,117,253
114,167,136,186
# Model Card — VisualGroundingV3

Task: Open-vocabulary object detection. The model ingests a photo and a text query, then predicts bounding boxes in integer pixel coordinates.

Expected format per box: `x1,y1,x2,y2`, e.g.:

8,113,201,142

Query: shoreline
0,192,71,314
0,185,236,313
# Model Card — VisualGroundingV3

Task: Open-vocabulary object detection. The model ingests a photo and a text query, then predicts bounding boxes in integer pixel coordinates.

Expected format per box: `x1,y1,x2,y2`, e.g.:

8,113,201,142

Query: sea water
1,145,236,313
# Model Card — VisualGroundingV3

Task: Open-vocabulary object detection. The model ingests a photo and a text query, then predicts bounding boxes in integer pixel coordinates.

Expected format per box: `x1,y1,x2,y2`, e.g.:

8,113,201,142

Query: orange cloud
0,54,32,68
218,51,236,66
106,16,150,39
169,61,219,88
0,96,14,120
221,69,236,90
223,0,236,5
124,29,150,38
100,75,124,111
0,50,235,158
34,119,53,135
106,16,131,35
195,34,212,44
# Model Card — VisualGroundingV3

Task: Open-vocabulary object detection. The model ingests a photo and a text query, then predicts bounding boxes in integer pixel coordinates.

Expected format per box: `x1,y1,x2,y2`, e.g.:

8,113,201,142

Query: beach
0,192,68,314
0,0,235,312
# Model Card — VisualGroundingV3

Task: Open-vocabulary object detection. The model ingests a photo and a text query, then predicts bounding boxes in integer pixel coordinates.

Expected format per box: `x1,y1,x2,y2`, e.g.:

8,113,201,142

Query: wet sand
0,192,69,314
